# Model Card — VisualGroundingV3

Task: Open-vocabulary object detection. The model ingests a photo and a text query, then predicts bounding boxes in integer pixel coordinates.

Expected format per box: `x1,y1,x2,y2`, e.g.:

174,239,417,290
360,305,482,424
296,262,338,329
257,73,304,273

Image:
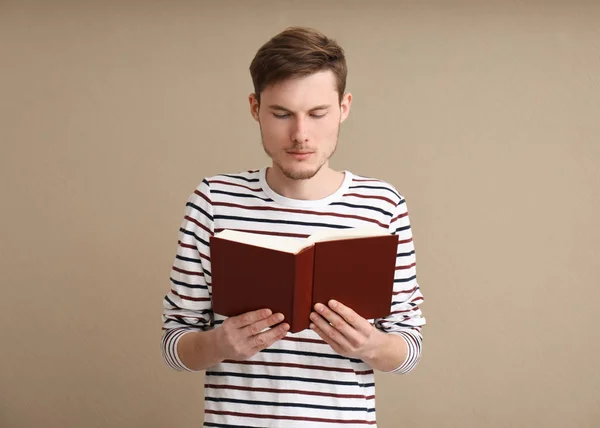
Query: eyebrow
267,104,330,112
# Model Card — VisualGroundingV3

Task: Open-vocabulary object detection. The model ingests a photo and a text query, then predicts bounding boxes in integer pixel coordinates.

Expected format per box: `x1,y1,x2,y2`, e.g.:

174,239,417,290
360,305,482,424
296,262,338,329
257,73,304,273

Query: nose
290,116,309,143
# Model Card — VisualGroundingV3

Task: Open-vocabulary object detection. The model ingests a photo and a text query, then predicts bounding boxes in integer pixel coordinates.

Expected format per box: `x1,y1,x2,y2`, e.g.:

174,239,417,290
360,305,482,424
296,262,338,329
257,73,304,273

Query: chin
278,163,323,180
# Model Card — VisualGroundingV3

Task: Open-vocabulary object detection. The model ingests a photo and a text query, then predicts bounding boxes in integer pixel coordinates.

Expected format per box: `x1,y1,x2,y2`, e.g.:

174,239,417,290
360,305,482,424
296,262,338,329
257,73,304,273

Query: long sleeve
374,196,426,374
161,179,215,371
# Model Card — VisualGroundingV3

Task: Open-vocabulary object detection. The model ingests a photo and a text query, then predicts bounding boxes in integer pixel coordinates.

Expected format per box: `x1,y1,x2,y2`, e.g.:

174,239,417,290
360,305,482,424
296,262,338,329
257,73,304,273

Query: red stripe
208,179,262,192
398,237,413,244
212,201,387,228
352,178,381,183
390,308,414,315
172,266,204,276
184,215,212,235
194,189,212,205
205,410,376,424
282,336,326,345
391,211,408,222
205,384,374,400
214,228,309,238
177,241,210,261
168,313,210,323
222,359,359,374
400,330,419,348
343,192,395,205
178,240,196,250
170,289,210,302
393,285,418,296
165,328,187,339
395,263,416,271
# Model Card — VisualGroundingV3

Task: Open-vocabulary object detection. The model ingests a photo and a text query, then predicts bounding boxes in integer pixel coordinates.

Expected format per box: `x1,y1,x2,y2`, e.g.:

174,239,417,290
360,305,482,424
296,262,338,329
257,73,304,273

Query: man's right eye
273,113,290,119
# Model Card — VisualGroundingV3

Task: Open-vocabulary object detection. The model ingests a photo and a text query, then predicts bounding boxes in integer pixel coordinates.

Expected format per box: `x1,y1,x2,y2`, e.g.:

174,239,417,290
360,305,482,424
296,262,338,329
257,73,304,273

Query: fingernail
329,300,338,308
310,313,318,321
315,304,324,313
276,313,284,322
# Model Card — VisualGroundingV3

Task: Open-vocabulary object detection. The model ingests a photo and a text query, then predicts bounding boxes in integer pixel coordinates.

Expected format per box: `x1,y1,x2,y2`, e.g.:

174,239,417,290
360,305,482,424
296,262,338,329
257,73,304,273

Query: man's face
250,70,351,180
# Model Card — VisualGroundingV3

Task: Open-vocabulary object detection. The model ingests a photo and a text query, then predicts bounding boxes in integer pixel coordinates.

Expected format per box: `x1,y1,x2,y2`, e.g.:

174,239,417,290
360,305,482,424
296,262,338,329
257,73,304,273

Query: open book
210,227,399,333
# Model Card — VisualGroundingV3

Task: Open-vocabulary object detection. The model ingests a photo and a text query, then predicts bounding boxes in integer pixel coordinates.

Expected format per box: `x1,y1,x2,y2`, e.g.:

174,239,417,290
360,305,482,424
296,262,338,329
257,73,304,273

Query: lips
288,151,313,160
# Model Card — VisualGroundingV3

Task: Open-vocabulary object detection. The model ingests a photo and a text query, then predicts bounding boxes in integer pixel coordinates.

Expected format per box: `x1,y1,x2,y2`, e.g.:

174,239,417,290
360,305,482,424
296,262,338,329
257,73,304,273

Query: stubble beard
259,123,340,181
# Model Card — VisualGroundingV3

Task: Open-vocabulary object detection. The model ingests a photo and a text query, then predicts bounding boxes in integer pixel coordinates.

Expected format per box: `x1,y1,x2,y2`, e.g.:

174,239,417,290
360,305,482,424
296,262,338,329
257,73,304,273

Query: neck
265,165,345,200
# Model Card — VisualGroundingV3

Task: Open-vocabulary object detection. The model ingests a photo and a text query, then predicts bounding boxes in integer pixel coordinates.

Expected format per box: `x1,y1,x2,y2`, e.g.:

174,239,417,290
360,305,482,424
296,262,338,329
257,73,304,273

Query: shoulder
205,168,261,186
190,168,262,198
347,170,405,205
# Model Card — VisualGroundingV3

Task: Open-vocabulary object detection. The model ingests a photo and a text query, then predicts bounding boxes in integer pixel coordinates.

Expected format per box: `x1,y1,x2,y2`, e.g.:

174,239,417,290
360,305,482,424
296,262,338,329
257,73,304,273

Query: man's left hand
309,300,383,361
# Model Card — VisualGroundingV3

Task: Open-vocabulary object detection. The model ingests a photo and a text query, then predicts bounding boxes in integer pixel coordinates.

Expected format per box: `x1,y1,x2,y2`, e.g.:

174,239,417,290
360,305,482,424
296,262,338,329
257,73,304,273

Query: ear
249,93,260,122
339,92,352,123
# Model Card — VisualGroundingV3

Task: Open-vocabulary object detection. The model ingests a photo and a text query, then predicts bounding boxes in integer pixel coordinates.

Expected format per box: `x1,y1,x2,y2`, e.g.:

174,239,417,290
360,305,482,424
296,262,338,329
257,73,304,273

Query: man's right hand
214,308,290,361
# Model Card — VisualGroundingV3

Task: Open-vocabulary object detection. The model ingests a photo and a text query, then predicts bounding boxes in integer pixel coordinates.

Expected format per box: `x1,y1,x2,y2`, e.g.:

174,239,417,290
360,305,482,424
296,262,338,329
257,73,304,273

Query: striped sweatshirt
161,167,426,427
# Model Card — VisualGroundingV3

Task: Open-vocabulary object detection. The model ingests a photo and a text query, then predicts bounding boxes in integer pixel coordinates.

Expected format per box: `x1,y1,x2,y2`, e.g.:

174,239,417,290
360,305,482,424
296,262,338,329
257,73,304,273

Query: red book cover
210,229,398,333
311,235,398,321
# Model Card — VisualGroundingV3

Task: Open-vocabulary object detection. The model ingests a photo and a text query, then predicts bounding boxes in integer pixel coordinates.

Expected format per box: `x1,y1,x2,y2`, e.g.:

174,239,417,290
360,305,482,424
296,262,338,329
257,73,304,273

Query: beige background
1,0,599,427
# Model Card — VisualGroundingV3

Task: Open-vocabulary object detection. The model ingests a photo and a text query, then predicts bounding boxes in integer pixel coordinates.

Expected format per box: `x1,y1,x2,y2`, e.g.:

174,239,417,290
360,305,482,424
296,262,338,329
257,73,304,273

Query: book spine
290,246,315,333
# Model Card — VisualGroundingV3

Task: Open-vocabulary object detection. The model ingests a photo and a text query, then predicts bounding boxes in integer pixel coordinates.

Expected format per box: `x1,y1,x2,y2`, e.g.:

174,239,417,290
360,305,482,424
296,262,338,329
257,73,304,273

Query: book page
306,226,389,244
214,229,311,254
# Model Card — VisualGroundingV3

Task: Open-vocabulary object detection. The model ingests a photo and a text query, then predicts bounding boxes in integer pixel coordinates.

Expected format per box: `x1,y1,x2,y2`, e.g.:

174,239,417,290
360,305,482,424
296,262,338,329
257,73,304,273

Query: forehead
261,70,338,109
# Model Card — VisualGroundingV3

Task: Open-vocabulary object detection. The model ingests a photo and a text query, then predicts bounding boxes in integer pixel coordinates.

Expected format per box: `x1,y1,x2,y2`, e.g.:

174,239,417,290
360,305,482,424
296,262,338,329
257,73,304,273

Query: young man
161,27,426,427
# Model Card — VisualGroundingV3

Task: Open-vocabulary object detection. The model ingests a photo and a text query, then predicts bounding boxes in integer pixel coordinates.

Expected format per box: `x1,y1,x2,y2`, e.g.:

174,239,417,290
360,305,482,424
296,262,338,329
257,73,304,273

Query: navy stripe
390,321,416,328
394,275,417,283
176,255,203,264
173,309,212,315
180,228,209,247
163,295,177,308
217,174,260,183
349,184,401,200
214,215,352,229
397,251,415,257
394,225,411,233
186,202,214,221
205,396,374,412
391,297,419,307
205,371,374,388
169,277,208,290
165,316,205,328
211,190,272,202
260,348,363,364
330,202,392,217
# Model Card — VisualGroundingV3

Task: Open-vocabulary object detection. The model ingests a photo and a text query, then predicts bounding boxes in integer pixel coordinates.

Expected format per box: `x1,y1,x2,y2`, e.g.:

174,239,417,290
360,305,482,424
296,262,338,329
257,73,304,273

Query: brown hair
249,27,347,104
